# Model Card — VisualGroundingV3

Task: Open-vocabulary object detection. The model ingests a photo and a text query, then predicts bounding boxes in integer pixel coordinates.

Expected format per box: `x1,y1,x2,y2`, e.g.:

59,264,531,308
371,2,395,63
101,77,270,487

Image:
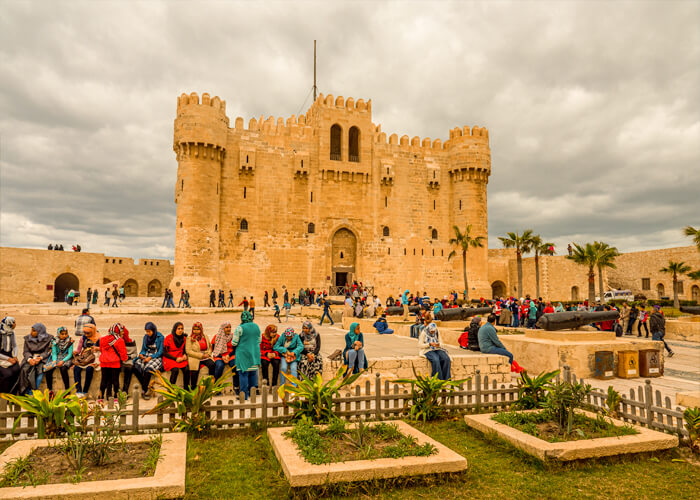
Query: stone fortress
0,91,697,305
171,91,491,303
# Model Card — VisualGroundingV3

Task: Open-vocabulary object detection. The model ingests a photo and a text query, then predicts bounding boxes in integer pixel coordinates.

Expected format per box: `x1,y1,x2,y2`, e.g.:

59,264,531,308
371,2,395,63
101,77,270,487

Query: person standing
178,289,186,308
626,304,639,335
264,291,270,308
92,289,98,305
232,311,261,399
638,305,650,338
227,291,234,307
649,305,674,357
272,288,278,303
162,289,170,308
168,289,176,308
209,289,216,308
74,308,95,337
118,286,125,303
319,298,334,326
86,288,92,308
283,299,292,322
0,317,20,394
98,323,128,401
283,288,289,304
249,296,256,319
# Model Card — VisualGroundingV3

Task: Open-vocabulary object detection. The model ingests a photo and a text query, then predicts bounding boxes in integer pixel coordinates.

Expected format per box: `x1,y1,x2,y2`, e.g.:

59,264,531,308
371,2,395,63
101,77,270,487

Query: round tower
446,126,491,298
171,92,229,305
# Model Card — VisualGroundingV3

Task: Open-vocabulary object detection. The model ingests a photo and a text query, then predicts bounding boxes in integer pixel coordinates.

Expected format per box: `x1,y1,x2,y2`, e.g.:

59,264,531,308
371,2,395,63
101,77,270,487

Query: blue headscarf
348,322,360,343
144,322,158,346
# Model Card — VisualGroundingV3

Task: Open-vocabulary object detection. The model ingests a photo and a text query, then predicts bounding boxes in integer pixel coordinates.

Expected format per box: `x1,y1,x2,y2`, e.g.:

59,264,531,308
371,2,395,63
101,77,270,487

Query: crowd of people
0,309,372,400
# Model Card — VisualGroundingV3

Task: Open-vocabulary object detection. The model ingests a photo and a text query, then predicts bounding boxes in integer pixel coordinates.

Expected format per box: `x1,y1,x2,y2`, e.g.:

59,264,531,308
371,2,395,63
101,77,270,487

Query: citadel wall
171,92,492,303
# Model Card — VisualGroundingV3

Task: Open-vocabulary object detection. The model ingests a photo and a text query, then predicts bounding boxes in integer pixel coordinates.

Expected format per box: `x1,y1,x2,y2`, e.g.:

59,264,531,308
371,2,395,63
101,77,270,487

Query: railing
328,285,375,297
0,367,689,439
349,155,360,163
330,153,341,161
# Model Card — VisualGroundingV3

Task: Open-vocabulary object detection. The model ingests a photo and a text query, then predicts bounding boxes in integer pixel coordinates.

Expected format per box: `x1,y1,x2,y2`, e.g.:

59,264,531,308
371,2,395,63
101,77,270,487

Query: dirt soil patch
23,442,152,484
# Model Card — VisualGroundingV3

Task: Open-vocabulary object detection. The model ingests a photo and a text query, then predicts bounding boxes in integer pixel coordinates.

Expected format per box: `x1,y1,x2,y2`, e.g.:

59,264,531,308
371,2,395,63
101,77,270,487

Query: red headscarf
108,322,131,343
191,322,204,341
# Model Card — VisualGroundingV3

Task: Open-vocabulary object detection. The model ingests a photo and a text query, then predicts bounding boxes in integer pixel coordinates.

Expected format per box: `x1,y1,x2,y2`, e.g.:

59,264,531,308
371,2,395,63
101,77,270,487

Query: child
273,301,281,323
283,300,292,322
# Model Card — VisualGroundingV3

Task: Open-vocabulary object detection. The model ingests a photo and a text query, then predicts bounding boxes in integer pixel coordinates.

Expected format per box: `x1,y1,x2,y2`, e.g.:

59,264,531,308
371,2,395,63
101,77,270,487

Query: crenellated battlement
311,93,372,113
372,124,489,155
176,92,227,115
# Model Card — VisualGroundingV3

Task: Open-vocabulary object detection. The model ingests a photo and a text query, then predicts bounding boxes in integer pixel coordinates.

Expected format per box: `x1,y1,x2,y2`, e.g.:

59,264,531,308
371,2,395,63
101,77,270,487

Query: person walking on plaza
178,289,186,308
626,304,639,335
273,301,281,322
478,314,523,372
86,288,92,308
232,311,261,399
264,291,270,307
638,305,650,338
218,290,225,308
111,287,119,308
168,289,176,308
92,289,98,305
418,323,451,380
283,288,289,304
184,290,191,308
227,291,234,307
162,289,169,308
649,305,674,357
74,308,95,337
249,297,256,319
118,286,125,303
104,289,110,306
272,288,278,303
319,298,334,326
209,289,216,308
239,296,249,311
283,299,292,321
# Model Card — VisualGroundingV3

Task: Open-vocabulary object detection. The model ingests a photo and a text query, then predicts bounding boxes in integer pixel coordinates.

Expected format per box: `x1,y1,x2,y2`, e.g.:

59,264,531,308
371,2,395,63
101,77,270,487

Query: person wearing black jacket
626,305,639,335
649,306,674,357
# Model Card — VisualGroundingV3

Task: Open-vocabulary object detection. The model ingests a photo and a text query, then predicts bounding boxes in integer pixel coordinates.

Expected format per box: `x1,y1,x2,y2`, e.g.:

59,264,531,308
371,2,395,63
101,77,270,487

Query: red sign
46,285,53,290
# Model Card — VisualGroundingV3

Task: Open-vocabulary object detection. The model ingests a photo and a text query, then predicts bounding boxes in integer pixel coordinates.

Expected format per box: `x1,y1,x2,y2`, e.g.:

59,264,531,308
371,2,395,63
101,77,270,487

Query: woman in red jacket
163,322,189,388
98,323,128,401
260,325,280,386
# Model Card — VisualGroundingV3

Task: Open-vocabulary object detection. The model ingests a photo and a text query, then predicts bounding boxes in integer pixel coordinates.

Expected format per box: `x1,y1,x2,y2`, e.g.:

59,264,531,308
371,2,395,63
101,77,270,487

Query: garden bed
268,420,467,487
464,409,678,461
0,433,186,499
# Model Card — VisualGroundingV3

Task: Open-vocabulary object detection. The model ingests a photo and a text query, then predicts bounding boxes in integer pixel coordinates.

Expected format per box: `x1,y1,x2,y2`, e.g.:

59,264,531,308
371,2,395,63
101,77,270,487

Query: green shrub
683,407,700,452
394,367,468,422
542,379,592,435
514,369,559,410
2,387,81,438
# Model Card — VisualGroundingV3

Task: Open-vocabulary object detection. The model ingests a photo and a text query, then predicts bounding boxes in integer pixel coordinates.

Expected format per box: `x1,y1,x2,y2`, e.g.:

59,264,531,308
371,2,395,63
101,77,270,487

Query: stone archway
54,272,79,303
656,283,665,299
123,279,138,297
148,279,162,297
331,228,357,288
491,281,506,299
692,285,699,302
571,286,580,301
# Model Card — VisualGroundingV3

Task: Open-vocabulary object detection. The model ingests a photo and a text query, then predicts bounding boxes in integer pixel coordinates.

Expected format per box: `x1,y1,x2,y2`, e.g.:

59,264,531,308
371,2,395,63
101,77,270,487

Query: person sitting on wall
478,314,523,373
418,323,451,380
459,316,482,351
343,322,367,375
132,322,164,400
18,323,52,395
373,315,394,335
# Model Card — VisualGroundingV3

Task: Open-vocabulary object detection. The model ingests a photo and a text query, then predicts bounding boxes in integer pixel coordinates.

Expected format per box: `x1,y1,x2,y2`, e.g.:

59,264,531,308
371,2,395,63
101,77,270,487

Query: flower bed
0,433,186,499
465,410,678,461
268,420,467,487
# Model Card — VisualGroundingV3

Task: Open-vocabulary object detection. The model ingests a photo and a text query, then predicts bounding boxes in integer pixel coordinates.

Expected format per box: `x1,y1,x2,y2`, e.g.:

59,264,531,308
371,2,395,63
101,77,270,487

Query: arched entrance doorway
656,283,665,299
491,281,506,299
692,285,699,302
571,286,579,301
331,228,357,288
54,273,79,303
148,279,162,297
123,279,138,297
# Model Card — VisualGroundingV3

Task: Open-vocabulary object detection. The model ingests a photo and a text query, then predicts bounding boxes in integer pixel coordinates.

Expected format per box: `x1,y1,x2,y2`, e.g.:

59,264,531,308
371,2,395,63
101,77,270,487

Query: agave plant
514,369,559,410
277,365,364,423
604,386,622,418
2,387,82,438
683,407,700,452
145,368,232,433
394,366,468,422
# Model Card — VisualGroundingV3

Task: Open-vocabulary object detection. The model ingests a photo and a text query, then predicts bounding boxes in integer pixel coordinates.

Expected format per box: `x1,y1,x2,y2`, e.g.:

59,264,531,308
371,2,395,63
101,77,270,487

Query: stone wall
0,247,173,304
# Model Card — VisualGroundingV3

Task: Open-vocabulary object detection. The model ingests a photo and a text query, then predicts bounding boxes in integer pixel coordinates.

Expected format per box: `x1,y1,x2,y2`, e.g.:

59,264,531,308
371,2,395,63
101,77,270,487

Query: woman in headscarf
133,322,164,400
298,321,323,380
44,326,74,392
98,323,128,401
232,310,261,399
343,322,367,375
18,323,52,395
260,325,280,386
163,322,189,388
118,325,138,395
211,322,235,383
186,322,214,389
274,327,303,385
0,317,20,394
555,302,565,313
418,322,452,380
73,322,100,397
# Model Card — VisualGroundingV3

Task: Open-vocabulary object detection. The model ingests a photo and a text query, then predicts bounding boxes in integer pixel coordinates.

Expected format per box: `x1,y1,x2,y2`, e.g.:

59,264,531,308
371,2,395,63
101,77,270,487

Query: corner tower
446,126,491,297
171,92,229,302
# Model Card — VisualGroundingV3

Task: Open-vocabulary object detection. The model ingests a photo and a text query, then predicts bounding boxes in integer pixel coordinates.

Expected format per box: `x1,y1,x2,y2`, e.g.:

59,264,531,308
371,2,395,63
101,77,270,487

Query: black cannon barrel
435,306,493,321
536,310,620,331
680,306,700,315
384,305,421,315
326,298,345,305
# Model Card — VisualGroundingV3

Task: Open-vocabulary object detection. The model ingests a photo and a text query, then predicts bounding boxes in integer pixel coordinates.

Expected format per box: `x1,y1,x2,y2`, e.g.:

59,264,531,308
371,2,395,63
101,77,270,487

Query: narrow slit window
243,187,247,199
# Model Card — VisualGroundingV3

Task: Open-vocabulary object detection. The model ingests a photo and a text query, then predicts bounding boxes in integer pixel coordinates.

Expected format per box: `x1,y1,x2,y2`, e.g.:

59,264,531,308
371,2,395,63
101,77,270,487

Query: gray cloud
0,0,698,261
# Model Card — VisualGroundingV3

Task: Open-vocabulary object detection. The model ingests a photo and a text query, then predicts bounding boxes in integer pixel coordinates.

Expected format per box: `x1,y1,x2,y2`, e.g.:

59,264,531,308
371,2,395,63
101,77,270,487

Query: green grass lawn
185,418,699,499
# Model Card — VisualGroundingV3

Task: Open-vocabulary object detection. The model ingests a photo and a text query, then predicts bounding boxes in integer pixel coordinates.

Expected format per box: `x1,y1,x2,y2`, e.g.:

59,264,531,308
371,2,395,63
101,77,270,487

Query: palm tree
593,241,620,302
660,261,691,309
566,243,597,306
448,224,485,301
499,230,534,297
685,226,700,252
530,235,555,298
689,269,700,281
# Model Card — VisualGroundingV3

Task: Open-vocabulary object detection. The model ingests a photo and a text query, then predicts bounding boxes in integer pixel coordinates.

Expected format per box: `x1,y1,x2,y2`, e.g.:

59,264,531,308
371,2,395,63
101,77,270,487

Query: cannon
435,306,493,321
325,298,345,305
384,305,421,315
536,310,620,331
680,306,700,315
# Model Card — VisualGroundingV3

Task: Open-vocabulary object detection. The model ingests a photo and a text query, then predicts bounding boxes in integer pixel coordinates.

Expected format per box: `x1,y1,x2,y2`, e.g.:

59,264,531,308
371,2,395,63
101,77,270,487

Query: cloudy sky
1,0,698,261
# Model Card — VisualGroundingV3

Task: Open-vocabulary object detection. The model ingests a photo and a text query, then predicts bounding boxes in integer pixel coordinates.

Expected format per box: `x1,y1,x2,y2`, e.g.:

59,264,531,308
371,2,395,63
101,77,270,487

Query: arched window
382,226,390,237
308,222,315,234
240,219,248,231
431,229,438,240
330,124,342,161
349,126,360,162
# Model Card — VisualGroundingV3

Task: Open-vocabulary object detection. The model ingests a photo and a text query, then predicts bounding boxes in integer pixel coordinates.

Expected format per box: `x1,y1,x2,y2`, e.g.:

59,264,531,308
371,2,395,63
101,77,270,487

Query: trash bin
638,349,663,377
617,350,639,378
594,351,614,379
